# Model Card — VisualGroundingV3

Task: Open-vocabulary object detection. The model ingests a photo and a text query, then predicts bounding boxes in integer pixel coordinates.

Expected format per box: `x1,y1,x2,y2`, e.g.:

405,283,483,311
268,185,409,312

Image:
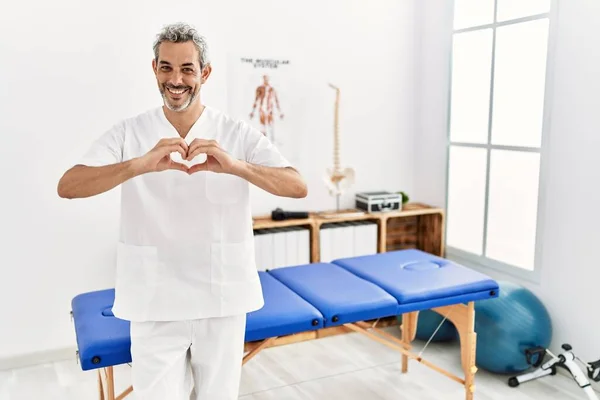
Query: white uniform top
79,106,291,322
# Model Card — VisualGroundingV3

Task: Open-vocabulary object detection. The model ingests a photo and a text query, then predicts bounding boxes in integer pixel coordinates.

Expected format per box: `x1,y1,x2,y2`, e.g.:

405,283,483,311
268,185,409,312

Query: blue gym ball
474,281,553,374
400,281,552,374
412,310,458,342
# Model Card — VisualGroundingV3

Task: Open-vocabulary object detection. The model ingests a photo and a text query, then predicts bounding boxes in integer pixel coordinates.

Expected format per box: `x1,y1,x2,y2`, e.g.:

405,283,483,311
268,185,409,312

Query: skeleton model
509,343,600,400
323,83,354,210
249,75,284,143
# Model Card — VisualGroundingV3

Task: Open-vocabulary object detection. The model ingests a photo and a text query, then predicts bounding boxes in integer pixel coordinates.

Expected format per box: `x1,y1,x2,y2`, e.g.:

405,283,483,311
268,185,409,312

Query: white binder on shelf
254,226,311,270
353,220,378,257
319,223,334,263
318,220,378,263
297,228,310,265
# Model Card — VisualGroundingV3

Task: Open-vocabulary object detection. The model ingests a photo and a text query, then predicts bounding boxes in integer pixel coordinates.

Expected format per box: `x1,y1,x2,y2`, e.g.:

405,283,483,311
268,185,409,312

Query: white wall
0,0,417,365
412,1,453,207
414,0,600,383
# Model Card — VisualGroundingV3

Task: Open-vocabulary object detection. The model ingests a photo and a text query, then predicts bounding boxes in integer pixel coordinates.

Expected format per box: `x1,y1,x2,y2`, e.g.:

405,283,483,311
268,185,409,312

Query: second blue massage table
71,249,499,400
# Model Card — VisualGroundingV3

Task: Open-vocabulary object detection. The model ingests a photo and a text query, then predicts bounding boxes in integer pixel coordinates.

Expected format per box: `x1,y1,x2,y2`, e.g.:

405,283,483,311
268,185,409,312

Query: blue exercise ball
397,310,458,342
417,310,458,342
474,281,552,374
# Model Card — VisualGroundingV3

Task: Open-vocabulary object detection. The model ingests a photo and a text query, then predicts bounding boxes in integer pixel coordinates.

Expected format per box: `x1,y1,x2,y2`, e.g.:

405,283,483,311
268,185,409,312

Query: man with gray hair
58,22,307,399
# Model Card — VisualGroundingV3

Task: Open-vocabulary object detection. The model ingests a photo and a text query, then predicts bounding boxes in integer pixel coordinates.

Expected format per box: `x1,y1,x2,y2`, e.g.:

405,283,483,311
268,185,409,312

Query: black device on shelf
271,208,309,221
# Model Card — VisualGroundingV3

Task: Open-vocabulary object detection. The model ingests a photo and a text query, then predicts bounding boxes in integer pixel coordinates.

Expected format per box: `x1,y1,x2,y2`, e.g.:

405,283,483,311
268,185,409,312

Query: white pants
129,314,246,400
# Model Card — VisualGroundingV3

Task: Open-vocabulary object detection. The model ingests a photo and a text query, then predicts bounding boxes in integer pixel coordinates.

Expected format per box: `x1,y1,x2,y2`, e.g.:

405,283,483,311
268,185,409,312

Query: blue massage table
71,249,499,400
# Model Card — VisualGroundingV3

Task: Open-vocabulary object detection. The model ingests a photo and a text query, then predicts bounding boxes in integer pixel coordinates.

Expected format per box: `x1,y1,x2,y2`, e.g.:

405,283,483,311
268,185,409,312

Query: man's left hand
186,139,240,175
186,138,307,198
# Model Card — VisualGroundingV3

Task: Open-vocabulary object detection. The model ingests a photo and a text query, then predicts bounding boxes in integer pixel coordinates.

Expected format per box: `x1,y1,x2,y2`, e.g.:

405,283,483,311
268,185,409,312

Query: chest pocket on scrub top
205,171,246,204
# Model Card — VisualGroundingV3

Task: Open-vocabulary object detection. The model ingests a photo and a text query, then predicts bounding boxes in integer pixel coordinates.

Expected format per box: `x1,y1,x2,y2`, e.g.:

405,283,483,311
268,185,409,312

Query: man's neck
162,103,205,139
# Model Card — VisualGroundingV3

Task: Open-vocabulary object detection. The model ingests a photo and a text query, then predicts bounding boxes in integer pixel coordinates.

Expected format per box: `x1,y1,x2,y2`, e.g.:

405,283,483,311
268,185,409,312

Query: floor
0,327,592,400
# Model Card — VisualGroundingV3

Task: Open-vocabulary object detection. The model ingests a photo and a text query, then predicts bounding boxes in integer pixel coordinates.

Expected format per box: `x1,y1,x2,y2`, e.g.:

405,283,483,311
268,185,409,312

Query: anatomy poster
227,55,298,159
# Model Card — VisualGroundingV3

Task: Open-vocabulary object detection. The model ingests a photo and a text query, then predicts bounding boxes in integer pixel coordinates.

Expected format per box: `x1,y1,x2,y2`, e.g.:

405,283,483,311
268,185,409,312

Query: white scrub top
78,106,291,322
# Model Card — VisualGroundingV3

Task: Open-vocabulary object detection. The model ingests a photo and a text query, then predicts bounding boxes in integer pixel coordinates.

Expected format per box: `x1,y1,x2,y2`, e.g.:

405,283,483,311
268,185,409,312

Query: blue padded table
72,273,325,371
245,271,324,342
332,249,499,311
71,289,131,371
71,249,499,400
268,263,398,327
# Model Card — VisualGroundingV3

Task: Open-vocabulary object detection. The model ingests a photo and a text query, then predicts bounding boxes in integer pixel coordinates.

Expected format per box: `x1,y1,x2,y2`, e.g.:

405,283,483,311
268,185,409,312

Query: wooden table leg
431,302,477,400
98,370,105,400
400,312,418,373
105,367,115,400
458,302,477,400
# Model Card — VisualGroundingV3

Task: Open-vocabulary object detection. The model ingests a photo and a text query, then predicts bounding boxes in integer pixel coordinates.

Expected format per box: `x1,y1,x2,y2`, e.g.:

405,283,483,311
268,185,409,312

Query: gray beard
162,88,198,112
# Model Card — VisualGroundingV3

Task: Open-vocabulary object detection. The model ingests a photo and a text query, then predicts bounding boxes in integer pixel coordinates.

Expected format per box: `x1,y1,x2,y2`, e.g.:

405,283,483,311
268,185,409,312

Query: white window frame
444,0,558,283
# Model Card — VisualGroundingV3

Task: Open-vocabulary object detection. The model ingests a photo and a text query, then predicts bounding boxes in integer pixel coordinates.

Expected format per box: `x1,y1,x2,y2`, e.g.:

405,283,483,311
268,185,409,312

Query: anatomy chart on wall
227,55,297,157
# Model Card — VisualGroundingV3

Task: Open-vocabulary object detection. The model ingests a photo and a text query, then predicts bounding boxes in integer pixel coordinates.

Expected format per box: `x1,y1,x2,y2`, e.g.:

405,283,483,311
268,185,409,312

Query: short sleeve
240,122,292,168
77,122,125,167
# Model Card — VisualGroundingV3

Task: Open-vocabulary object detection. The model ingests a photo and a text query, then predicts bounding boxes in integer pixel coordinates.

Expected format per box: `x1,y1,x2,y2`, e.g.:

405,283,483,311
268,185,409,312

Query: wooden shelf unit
252,203,445,261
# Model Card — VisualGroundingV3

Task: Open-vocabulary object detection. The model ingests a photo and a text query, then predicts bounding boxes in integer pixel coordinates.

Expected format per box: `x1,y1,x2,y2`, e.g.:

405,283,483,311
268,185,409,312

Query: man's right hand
58,138,190,199
136,138,189,174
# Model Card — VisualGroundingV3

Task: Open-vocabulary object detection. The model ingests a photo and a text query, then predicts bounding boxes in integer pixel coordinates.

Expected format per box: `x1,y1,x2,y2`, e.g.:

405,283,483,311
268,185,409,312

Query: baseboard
0,346,77,371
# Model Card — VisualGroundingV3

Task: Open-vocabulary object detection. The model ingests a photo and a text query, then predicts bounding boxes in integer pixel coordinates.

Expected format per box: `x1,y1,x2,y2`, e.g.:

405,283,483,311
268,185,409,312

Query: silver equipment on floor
509,343,600,400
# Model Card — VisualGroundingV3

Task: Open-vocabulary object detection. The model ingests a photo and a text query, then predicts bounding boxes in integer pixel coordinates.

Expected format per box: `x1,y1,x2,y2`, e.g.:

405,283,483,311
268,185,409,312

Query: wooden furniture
252,202,445,262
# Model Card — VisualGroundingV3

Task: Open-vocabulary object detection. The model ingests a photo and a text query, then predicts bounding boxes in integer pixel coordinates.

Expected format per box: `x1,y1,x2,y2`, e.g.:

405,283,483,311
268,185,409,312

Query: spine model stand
509,343,600,400
323,83,354,211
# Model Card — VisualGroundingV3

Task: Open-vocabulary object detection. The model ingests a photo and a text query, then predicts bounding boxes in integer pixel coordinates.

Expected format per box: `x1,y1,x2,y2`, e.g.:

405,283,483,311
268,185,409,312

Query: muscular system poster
226,55,297,160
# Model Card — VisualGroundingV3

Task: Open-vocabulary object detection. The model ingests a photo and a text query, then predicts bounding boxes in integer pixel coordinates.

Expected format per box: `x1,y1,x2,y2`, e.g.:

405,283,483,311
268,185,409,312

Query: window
445,0,552,278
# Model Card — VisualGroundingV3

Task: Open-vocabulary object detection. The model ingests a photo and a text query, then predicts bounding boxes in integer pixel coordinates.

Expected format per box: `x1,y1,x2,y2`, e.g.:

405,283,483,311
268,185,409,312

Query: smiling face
152,41,210,112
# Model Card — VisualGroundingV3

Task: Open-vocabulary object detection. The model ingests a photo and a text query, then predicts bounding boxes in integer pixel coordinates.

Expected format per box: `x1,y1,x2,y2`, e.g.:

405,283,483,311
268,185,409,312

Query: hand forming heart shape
184,138,239,174
142,137,238,175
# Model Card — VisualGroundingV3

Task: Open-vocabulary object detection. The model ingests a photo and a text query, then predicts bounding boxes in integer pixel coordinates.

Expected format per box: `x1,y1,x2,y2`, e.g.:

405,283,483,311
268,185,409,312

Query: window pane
497,0,550,22
446,146,487,255
450,29,493,144
453,0,494,30
486,150,540,270
491,19,549,148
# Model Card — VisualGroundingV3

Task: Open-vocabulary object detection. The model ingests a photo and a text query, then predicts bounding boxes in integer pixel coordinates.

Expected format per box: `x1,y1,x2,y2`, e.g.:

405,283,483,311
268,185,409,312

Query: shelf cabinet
252,203,445,263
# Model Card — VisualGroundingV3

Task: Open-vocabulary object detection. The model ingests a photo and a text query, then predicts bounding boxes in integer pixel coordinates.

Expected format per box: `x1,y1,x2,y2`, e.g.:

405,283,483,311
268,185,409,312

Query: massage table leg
400,312,419,373
97,367,114,400
431,301,477,400
97,366,133,400
97,370,104,400
106,367,114,399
